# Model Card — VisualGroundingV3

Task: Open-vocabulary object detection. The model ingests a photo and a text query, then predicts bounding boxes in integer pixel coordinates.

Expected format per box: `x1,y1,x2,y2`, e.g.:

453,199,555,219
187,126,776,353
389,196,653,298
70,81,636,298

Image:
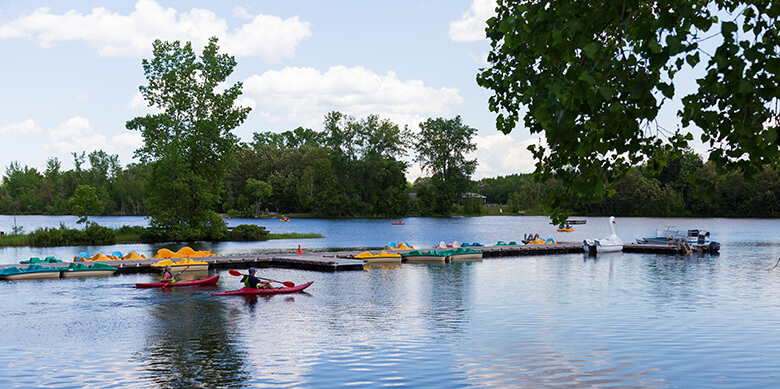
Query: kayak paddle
161,265,190,289
228,269,295,287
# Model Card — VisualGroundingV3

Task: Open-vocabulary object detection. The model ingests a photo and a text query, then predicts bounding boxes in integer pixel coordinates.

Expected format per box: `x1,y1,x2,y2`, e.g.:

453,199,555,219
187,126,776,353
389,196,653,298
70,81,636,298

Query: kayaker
242,267,274,289
161,265,185,283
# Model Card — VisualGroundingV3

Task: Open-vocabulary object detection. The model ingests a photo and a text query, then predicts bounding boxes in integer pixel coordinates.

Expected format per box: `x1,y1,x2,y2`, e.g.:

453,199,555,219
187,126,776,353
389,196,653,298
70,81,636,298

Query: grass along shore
0,228,323,248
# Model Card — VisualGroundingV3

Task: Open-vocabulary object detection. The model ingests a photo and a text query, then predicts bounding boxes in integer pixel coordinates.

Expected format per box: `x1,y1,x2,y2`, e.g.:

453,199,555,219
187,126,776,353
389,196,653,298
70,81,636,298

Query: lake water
1,215,780,387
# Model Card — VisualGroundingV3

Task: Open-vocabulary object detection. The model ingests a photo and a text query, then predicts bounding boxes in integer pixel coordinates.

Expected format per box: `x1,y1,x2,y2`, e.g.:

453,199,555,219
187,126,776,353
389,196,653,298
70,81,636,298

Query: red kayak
210,281,313,296
135,275,220,288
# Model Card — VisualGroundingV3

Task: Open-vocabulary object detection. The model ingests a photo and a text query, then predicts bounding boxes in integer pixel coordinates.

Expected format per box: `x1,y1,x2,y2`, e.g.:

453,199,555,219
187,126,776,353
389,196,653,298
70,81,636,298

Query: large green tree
477,0,780,223
126,37,250,239
414,116,477,215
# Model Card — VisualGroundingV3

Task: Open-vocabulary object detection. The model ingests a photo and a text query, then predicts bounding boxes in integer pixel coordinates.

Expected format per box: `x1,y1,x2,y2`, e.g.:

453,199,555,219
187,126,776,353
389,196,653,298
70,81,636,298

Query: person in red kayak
242,267,274,289
161,265,187,284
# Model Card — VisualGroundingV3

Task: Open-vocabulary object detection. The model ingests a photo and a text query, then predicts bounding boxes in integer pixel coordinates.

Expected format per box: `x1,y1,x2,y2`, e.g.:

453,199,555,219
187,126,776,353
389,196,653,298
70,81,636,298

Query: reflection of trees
421,262,472,335
135,294,251,388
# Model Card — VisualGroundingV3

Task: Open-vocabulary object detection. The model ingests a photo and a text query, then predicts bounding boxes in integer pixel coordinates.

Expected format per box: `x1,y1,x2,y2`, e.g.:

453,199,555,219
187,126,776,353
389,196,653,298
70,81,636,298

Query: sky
0,0,539,181
0,0,709,182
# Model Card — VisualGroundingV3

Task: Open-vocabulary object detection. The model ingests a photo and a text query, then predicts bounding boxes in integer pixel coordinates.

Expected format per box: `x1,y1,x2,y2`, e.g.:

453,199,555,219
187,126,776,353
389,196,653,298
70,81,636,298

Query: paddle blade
282,281,295,288
229,269,242,276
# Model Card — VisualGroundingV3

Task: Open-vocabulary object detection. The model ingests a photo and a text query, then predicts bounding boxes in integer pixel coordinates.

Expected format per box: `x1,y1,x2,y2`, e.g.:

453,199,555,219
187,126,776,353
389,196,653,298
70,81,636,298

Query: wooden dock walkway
0,242,703,274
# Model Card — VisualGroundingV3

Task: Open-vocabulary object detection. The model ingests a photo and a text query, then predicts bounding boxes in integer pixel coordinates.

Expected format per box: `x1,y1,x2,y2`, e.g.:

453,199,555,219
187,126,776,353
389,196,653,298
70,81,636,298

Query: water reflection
420,262,473,335
3,217,780,387
642,253,719,312
135,290,251,388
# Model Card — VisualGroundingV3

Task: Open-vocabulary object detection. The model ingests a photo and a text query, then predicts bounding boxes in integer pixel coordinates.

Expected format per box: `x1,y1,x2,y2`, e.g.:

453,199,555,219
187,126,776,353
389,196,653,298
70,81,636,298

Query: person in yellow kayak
242,267,274,289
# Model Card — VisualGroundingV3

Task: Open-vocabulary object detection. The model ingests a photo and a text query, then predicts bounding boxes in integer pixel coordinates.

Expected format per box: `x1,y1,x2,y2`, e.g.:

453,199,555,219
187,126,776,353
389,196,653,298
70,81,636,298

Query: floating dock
0,242,714,275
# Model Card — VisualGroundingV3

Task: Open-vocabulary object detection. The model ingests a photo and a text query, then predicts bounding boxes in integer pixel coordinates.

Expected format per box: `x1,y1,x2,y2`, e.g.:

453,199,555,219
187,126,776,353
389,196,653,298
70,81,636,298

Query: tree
477,1,780,223
126,37,250,240
246,178,272,218
1,162,43,214
323,112,410,216
414,116,477,215
69,185,104,226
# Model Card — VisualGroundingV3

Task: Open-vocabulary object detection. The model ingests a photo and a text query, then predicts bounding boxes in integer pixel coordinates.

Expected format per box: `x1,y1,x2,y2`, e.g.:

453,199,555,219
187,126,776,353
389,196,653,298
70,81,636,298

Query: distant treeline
1,143,778,220
480,150,780,218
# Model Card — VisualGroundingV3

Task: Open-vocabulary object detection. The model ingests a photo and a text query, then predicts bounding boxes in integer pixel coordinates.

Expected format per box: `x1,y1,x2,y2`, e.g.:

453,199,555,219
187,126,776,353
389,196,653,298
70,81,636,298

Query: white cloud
127,91,167,115
0,119,41,135
449,0,496,42
110,132,144,149
128,91,147,111
0,0,311,61
45,116,107,153
472,133,538,178
232,6,253,20
243,65,464,129
236,96,256,111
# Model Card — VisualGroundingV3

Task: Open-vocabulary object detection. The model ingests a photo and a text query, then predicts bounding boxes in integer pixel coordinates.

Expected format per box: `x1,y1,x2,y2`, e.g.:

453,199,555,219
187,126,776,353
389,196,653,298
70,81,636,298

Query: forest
2,133,778,222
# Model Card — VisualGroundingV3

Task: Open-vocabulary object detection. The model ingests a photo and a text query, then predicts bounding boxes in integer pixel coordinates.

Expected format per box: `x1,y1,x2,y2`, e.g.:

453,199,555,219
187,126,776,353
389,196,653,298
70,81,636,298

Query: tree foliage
126,36,250,240
69,185,104,225
246,178,272,218
414,116,478,215
477,0,780,223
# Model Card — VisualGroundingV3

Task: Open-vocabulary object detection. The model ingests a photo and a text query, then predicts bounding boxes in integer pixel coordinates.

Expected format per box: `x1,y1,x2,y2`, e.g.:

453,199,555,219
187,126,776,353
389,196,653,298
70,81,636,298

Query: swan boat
583,216,624,254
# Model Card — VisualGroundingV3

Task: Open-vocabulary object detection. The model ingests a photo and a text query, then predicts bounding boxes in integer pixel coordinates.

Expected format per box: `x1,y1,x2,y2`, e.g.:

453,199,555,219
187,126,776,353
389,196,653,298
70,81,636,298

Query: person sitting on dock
242,267,274,289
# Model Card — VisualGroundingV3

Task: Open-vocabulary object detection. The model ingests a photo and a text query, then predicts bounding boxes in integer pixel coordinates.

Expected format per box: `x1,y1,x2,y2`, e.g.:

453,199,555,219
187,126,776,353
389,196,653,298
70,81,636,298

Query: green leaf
578,71,596,85
582,42,600,59
722,21,737,36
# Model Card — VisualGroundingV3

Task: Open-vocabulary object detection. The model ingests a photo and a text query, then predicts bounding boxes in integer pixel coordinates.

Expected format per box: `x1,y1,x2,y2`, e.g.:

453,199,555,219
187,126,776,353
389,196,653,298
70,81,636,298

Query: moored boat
354,251,402,264
402,250,448,263
495,241,519,246
636,226,720,253
583,216,623,254
527,237,556,244
151,258,209,272
436,241,461,249
152,247,214,260
442,247,483,261
0,264,61,280
210,281,313,296
20,256,63,264
59,262,118,278
58,262,118,278
135,275,220,288
385,241,414,250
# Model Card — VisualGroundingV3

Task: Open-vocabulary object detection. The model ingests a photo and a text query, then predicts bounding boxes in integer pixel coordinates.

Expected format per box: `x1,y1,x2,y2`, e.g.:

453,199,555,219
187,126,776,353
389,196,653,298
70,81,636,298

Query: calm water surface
1,215,780,387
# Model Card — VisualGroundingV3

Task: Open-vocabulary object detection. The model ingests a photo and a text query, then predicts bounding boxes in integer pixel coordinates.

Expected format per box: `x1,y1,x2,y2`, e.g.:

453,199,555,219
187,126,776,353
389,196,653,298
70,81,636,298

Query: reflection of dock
0,242,712,274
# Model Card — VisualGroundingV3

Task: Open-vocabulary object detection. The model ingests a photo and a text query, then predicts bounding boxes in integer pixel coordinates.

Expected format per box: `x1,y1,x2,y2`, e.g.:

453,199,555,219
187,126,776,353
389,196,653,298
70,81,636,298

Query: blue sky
1,0,538,180
0,0,712,181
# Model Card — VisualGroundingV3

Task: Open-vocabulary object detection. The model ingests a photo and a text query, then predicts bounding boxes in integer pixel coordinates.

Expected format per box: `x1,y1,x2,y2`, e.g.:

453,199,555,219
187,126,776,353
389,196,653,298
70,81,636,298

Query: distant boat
583,216,623,254
391,221,404,225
